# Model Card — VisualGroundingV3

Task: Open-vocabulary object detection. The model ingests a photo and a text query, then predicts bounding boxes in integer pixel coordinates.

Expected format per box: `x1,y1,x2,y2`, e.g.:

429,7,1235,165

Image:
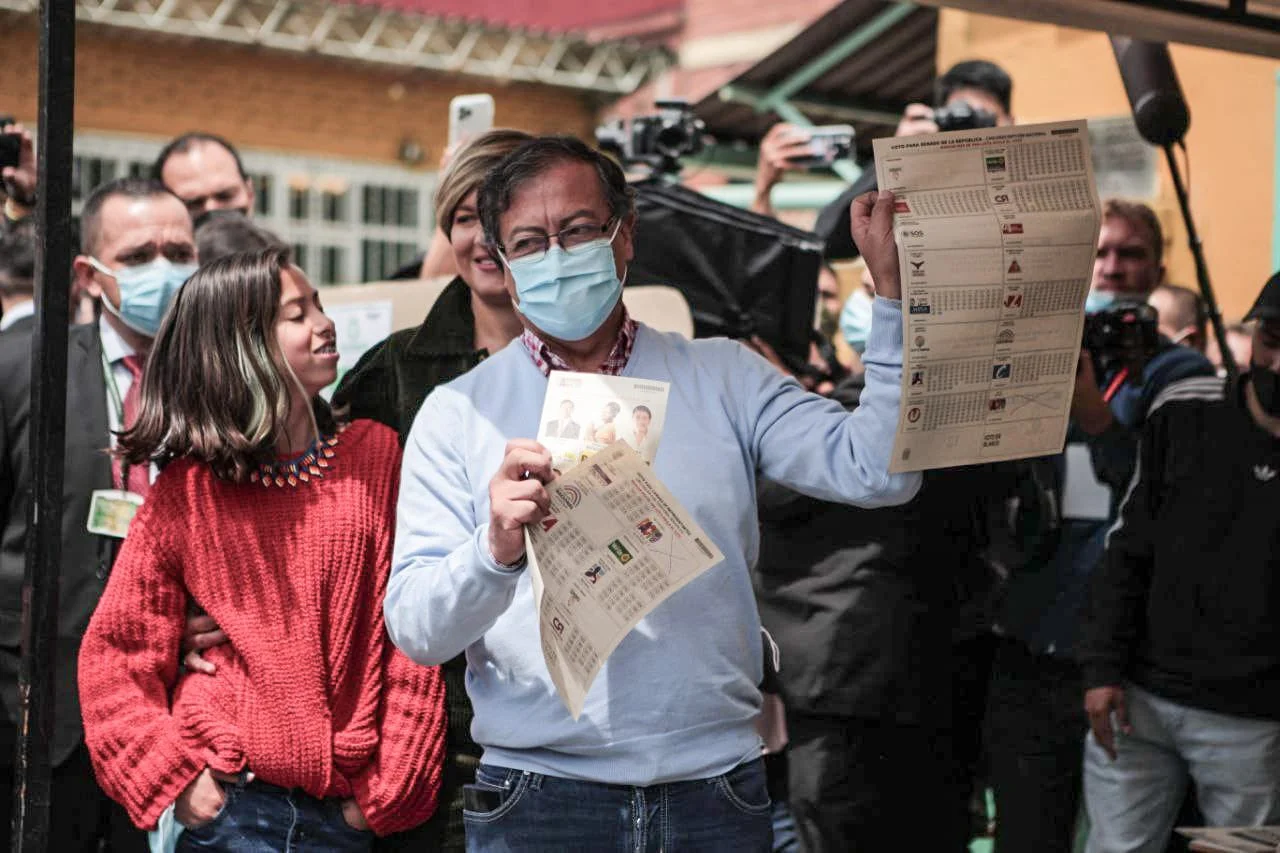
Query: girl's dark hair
119,246,335,481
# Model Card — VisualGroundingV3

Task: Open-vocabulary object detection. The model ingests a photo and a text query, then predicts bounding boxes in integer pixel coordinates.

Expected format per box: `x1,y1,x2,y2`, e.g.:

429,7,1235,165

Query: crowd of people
0,56,1276,853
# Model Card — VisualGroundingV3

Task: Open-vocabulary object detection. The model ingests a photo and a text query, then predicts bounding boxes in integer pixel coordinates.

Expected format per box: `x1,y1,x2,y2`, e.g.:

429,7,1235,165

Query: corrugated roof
343,0,684,36
694,0,937,149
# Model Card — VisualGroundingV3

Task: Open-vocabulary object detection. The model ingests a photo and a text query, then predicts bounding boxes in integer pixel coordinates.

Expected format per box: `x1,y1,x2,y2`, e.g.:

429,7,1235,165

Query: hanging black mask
1251,365,1280,417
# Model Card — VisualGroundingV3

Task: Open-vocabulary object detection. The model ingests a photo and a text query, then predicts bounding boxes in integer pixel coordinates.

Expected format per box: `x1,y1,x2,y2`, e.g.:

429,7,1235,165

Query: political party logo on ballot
584,564,608,584
1004,293,1023,309
909,298,932,315
911,370,925,386
894,199,912,214
552,617,565,636
608,540,633,565
910,260,926,276
588,465,612,487
914,335,927,349
907,407,922,424
1002,223,1024,234
996,328,1015,345
986,155,1007,172
540,517,559,533
992,363,1012,380
636,518,663,544
989,397,1007,412
1007,260,1022,274
557,484,584,511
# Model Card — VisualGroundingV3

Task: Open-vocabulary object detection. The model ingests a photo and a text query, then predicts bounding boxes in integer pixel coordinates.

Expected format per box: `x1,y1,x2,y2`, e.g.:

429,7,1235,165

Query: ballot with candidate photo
536,371,670,472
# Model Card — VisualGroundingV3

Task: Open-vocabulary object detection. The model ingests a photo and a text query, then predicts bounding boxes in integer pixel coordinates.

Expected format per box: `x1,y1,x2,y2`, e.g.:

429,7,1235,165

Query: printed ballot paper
875,120,1102,472
525,375,723,718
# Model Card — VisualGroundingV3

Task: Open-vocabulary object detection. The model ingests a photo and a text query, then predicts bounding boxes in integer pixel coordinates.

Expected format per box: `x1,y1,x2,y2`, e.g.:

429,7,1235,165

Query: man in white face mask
0,177,194,852
387,135,920,851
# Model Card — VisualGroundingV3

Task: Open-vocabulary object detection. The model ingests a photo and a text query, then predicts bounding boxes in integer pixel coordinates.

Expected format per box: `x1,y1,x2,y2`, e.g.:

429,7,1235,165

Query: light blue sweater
386,297,919,786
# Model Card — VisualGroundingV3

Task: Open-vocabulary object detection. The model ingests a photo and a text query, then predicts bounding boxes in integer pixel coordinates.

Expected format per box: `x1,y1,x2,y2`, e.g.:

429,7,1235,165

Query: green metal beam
759,2,917,108
699,181,849,210
717,84,902,126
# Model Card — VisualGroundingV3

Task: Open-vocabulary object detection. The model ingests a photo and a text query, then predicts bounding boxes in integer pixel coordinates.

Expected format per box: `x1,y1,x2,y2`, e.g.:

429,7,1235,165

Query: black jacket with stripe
1081,374,1280,719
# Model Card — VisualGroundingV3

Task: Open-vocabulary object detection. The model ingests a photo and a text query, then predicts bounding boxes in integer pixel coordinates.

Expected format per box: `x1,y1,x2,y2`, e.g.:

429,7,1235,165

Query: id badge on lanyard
86,349,144,538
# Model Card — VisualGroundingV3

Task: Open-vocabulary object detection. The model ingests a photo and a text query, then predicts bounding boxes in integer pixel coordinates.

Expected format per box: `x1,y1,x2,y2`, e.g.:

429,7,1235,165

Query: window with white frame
70,132,435,285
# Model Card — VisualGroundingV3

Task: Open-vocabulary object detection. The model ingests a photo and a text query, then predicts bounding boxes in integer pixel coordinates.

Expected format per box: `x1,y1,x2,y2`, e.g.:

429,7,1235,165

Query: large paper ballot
525,441,725,719
874,120,1102,472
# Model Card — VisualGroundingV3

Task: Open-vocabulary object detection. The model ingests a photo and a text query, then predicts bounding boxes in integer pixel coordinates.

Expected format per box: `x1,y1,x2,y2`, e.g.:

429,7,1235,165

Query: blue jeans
176,780,374,852
464,760,773,852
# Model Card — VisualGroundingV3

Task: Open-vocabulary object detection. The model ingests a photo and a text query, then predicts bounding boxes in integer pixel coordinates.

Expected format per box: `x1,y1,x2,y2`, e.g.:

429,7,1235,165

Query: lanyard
100,348,136,491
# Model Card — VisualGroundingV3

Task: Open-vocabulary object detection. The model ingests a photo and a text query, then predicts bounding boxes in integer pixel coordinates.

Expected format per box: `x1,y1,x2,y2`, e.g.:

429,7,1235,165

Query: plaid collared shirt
519,308,638,378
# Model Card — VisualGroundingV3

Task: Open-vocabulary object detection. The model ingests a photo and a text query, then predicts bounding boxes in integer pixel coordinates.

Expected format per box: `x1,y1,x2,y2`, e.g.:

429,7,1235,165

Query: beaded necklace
249,426,344,488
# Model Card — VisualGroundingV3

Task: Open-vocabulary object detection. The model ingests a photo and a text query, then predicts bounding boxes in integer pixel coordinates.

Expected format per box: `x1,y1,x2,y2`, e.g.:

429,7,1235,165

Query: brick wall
0,18,597,165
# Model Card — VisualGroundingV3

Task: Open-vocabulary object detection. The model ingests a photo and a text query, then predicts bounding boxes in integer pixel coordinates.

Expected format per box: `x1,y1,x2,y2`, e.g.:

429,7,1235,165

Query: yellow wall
938,10,1279,320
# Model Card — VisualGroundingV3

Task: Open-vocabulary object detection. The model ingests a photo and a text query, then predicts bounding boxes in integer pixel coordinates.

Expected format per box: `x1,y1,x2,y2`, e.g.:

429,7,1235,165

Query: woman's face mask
840,289,875,355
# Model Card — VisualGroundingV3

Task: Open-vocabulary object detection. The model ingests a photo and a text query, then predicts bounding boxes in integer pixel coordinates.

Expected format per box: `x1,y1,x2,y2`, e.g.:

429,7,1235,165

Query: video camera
1083,300,1161,381
932,101,998,133
596,99,706,176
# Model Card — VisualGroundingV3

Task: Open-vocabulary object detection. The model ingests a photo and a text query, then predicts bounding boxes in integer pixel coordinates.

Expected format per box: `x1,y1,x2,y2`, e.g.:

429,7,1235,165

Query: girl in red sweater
78,248,446,852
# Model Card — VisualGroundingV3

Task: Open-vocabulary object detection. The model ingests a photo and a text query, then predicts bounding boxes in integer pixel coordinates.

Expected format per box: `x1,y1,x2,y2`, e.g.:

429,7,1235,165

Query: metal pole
1163,143,1237,383
12,0,76,844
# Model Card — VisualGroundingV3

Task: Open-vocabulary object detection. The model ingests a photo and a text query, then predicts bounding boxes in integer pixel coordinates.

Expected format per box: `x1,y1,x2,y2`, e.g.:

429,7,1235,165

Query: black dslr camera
596,99,706,175
1083,300,1161,381
932,101,998,132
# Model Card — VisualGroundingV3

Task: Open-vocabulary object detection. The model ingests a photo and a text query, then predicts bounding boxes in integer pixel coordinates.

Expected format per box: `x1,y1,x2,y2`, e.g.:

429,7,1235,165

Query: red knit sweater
78,419,446,835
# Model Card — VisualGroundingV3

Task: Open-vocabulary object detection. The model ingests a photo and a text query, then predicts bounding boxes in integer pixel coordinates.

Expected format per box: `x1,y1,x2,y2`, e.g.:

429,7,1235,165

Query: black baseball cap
1246,270,1280,322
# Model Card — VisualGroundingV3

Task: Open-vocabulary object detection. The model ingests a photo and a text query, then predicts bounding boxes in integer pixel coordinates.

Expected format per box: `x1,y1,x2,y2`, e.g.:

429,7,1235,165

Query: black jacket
1081,375,1280,720
0,323,115,764
751,374,995,725
331,277,486,445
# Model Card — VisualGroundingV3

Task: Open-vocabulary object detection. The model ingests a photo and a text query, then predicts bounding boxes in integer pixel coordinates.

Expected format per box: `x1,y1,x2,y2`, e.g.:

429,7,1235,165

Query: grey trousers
1084,683,1280,853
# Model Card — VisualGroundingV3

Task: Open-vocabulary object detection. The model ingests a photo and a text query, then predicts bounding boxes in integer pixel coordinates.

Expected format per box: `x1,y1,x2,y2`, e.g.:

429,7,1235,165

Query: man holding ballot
385,135,918,851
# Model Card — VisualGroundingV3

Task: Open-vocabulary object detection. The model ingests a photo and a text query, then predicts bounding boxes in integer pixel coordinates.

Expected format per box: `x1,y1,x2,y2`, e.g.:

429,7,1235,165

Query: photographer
1079,272,1280,853
1,119,35,234
986,199,1213,853
813,60,1015,260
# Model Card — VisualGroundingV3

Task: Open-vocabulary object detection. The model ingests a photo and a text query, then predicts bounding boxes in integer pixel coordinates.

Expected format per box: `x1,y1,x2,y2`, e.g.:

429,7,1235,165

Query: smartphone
787,125,854,171
448,94,495,147
0,134,20,171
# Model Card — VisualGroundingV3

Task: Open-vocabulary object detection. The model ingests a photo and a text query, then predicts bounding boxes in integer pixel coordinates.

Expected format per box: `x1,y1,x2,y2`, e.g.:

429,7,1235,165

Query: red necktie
112,354,150,498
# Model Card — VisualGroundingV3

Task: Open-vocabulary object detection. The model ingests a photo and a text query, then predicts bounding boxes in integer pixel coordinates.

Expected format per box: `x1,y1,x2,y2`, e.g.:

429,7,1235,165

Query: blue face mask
1085,289,1116,315
91,256,196,337
503,223,624,342
840,289,875,354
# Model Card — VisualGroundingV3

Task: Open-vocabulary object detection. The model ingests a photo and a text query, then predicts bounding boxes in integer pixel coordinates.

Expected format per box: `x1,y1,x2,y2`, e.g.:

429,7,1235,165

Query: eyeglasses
499,218,619,263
